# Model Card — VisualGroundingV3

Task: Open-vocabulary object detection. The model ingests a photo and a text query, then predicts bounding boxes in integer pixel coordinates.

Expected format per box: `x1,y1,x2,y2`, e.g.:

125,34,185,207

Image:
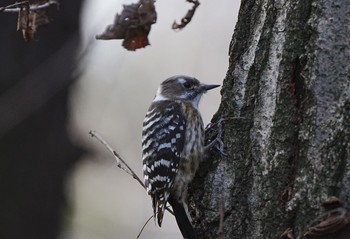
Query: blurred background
0,0,238,238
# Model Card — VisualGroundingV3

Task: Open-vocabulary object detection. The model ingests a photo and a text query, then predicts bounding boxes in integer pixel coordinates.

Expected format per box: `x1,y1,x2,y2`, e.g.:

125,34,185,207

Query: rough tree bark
189,0,350,238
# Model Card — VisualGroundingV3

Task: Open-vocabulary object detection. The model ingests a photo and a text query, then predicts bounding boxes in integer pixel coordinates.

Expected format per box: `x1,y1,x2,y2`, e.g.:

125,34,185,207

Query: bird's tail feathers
152,195,166,226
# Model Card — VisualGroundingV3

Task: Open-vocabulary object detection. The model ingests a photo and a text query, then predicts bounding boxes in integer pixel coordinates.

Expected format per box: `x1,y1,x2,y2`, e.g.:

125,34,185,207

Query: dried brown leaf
96,0,157,51
16,2,35,42
13,1,56,42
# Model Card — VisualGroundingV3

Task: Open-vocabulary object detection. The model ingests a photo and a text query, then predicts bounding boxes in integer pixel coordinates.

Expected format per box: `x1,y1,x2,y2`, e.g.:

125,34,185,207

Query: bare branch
89,130,145,189
0,0,59,13
89,130,176,238
0,1,27,12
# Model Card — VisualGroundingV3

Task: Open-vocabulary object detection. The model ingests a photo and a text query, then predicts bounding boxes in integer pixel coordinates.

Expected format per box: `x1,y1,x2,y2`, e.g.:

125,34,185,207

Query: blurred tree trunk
190,0,350,238
0,1,83,239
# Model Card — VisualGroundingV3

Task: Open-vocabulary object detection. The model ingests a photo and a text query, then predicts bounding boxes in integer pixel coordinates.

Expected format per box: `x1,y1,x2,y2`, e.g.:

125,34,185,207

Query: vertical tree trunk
190,0,350,238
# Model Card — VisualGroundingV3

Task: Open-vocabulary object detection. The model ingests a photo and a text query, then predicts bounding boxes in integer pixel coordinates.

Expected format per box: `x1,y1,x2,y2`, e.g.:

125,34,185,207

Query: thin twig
0,1,27,12
137,215,153,239
89,130,145,189
89,130,174,239
136,206,174,239
136,207,175,238
0,0,59,13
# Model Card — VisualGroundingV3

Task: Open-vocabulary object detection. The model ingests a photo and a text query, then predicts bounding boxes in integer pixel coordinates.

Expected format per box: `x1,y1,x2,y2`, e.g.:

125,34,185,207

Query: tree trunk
190,0,350,238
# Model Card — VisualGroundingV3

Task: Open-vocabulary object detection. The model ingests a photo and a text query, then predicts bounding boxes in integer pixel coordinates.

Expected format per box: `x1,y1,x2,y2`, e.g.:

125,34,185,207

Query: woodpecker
142,75,220,239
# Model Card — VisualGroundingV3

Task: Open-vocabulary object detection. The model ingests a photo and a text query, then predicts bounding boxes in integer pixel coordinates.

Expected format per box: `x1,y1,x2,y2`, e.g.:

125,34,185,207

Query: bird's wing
142,101,186,226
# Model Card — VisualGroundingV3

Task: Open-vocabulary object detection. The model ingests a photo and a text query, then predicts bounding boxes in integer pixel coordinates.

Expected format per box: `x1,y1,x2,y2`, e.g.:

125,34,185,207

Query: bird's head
154,75,220,108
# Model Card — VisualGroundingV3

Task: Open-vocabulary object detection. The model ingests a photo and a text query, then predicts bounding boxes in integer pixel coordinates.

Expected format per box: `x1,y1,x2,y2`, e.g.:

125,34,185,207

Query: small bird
142,75,220,238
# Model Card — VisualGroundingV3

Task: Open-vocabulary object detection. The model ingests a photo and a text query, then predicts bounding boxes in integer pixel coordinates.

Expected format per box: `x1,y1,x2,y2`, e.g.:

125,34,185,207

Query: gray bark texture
189,0,350,238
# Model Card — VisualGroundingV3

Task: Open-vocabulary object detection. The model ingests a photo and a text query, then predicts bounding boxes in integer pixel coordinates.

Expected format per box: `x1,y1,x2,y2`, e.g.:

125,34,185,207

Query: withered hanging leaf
172,0,200,30
17,2,35,42
16,2,29,31
96,0,157,51
15,1,55,42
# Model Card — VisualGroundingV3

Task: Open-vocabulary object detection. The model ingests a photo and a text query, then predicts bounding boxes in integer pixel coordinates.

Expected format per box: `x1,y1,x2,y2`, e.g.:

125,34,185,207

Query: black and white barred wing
142,101,186,226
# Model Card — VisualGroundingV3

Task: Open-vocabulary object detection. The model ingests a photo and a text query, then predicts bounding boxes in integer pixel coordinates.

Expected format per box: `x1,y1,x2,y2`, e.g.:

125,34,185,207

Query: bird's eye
183,82,193,89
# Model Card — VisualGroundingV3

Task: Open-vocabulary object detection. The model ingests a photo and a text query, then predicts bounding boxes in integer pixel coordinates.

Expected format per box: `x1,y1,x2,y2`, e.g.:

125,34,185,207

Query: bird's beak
200,84,220,92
